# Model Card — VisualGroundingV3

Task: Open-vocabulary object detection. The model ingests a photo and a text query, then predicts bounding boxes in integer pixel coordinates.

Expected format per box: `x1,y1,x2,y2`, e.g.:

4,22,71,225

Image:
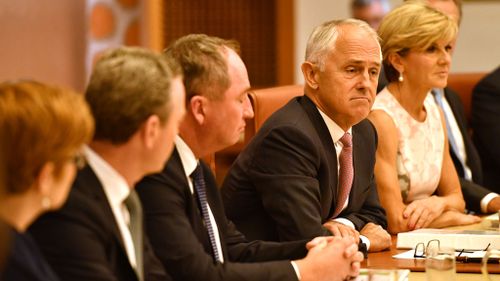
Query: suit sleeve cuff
291,261,301,280
481,193,500,213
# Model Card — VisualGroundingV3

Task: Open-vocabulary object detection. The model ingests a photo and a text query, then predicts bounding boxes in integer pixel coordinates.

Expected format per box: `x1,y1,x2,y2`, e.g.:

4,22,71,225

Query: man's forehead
333,33,381,61
345,59,381,67
336,25,379,48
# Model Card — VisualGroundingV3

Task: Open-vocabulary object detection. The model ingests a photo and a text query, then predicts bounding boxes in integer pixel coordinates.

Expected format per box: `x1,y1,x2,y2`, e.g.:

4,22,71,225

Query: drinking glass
482,248,500,281
425,245,456,281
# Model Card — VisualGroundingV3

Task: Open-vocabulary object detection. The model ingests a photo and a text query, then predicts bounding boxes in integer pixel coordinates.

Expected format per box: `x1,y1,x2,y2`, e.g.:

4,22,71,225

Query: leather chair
447,72,486,122
213,85,303,185
244,84,304,144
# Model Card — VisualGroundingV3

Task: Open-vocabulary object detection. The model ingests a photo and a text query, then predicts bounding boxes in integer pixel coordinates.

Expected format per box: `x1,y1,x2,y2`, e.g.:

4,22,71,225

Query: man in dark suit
472,66,500,194
29,47,186,281
221,20,390,253
136,34,364,281
444,87,500,211
427,0,500,213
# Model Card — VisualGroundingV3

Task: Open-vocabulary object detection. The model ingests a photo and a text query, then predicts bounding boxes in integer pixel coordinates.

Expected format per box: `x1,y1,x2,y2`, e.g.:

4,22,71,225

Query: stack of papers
396,228,500,250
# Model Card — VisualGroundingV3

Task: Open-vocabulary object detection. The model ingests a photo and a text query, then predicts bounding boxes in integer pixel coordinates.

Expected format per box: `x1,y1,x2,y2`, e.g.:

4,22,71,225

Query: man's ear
301,61,320,90
141,115,161,149
388,53,404,74
189,95,208,125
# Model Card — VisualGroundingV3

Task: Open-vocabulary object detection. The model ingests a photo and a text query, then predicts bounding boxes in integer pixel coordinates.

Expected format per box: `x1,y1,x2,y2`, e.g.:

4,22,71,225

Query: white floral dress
372,88,444,203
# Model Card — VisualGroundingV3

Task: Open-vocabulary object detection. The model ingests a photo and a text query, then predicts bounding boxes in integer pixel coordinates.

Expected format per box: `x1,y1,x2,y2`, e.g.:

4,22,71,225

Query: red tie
332,132,353,218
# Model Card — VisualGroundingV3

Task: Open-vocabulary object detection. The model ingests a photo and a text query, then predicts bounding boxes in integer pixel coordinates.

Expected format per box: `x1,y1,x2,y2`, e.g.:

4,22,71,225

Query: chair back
245,85,304,143
447,72,486,122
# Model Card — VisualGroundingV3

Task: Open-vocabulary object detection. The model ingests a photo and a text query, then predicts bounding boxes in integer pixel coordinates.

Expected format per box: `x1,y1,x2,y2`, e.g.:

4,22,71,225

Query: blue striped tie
432,89,470,180
191,163,222,263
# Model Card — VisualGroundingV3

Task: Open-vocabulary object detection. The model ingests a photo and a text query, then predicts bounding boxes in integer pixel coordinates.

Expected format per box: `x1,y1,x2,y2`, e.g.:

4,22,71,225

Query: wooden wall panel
162,0,278,87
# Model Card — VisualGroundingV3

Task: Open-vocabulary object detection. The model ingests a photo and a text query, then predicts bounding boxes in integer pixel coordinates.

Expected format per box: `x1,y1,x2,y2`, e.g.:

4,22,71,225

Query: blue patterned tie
191,163,222,263
432,89,470,180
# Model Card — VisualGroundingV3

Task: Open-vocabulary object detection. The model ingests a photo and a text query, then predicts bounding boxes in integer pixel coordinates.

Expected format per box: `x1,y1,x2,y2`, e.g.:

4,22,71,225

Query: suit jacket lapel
167,148,216,257
298,95,339,218
73,166,128,254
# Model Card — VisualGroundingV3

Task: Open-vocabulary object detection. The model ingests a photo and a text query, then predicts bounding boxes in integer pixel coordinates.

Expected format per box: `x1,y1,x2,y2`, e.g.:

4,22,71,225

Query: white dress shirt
317,109,371,250
84,146,137,269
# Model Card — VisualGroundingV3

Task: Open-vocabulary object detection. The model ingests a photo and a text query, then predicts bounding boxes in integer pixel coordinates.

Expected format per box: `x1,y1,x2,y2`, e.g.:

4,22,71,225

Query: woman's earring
398,72,404,82
41,196,51,209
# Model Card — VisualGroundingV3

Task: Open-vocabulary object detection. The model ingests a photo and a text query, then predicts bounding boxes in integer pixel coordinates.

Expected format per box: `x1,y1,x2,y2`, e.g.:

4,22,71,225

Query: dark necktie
333,132,353,218
124,190,144,281
191,163,222,263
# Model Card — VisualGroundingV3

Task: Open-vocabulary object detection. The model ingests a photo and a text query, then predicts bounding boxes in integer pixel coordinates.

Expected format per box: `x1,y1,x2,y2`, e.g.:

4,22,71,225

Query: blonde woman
368,1,480,234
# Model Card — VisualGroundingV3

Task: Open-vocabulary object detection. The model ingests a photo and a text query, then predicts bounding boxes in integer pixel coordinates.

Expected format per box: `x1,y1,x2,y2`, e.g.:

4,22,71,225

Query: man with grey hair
351,0,391,30
29,47,186,281
222,19,391,253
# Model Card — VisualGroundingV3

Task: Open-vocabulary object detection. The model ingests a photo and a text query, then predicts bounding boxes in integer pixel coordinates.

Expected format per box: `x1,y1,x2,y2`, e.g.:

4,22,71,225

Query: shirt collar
316,107,352,144
175,135,198,178
84,146,130,207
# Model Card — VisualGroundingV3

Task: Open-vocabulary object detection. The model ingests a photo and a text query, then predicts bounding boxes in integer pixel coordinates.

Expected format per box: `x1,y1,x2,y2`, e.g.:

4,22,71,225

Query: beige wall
454,1,500,73
0,0,86,91
294,0,500,83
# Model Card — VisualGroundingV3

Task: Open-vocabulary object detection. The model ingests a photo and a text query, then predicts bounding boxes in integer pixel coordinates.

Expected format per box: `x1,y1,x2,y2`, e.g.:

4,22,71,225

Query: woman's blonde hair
378,1,458,82
0,81,94,193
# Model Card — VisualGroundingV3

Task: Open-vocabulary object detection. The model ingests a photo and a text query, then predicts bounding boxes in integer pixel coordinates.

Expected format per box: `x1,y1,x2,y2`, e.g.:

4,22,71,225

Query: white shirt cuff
332,217,355,229
481,193,500,213
291,261,301,280
360,235,370,251
332,218,371,250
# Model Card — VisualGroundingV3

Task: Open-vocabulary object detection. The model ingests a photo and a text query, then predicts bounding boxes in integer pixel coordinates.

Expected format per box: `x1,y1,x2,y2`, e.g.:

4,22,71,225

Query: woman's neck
0,194,42,232
387,82,429,122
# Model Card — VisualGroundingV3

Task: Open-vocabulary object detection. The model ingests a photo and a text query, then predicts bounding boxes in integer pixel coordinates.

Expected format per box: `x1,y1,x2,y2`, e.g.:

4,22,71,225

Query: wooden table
361,218,500,276
406,272,487,280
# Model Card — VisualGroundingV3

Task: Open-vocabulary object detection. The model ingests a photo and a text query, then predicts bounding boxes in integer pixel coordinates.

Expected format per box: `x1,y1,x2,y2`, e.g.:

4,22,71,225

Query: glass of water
425,244,456,281
482,248,500,281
